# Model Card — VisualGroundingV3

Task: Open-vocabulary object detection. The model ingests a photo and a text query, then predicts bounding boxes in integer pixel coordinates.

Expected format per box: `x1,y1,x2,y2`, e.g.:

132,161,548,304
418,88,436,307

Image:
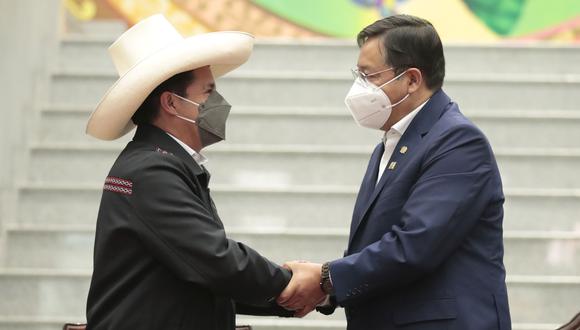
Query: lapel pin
400,146,408,154
388,161,397,170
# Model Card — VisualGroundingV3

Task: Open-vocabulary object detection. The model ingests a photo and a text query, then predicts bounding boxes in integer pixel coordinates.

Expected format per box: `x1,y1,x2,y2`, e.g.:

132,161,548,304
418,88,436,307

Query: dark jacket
86,124,292,330
329,90,511,329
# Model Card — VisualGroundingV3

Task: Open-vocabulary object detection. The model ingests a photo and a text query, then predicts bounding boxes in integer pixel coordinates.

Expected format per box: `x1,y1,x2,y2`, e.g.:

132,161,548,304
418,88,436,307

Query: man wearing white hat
85,15,293,329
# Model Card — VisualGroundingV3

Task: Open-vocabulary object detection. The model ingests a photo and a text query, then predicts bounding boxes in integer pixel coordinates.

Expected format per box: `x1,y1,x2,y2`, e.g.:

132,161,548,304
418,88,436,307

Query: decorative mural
64,0,580,42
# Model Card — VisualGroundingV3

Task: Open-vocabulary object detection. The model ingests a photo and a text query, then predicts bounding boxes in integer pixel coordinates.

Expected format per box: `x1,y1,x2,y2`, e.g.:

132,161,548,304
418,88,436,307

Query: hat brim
86,31,254,140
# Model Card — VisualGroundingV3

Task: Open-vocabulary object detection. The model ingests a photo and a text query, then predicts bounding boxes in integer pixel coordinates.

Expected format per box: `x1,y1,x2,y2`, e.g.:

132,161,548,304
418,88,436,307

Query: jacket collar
406,89,451,137
132,124,205,176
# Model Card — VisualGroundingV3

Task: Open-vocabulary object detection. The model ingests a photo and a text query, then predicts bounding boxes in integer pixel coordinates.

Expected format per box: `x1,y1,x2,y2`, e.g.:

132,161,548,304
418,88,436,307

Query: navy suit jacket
329,90,511,330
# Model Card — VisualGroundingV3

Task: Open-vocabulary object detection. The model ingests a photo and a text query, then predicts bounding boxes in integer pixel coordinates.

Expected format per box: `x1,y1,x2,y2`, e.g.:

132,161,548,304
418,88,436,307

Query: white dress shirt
377,99,429,184
166,132,208,166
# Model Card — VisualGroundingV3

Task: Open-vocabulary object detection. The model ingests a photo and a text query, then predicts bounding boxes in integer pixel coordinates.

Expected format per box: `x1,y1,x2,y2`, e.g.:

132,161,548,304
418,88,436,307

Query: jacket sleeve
329,124,501,306
235,301,294,317
129,153,291,305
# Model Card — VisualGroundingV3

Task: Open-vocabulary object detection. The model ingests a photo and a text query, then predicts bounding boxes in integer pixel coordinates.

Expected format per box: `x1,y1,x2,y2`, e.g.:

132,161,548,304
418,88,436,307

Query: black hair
357,14,445,90
131,70,196,125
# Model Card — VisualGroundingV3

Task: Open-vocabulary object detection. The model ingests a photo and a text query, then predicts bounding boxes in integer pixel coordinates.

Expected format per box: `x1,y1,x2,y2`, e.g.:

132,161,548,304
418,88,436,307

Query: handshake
276,261,331,318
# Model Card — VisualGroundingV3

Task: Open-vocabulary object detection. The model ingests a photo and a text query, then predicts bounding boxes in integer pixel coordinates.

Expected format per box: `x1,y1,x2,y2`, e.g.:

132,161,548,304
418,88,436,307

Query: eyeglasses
351,66,395,86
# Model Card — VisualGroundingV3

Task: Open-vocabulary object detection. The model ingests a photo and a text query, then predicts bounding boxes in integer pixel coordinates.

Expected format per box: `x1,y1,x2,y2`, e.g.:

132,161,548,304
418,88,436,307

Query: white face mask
344,71,409,130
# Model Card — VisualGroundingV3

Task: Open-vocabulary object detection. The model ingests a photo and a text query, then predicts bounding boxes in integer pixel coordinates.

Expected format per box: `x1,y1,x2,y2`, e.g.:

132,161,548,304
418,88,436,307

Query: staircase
1,25,580,330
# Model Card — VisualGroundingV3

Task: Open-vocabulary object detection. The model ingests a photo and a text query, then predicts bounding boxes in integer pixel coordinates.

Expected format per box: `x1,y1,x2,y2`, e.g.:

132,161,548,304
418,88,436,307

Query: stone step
4,226,580,277
0,269,577,325
27,144,580,189
49,70,580,111
0,269,342,322
38,105,580,149
16,184,580,232
0,317,566,330
0,271,88,320
0,317,347,330
57,36,580,76
0,319,347,330
507,276,580,324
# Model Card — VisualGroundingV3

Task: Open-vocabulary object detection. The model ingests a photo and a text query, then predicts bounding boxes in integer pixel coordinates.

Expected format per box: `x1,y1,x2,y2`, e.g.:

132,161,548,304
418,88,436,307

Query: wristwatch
320,262,334,294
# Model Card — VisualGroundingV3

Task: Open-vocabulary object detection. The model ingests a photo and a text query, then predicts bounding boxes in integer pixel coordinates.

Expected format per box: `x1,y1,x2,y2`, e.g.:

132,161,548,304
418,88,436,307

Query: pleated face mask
172,90,231,147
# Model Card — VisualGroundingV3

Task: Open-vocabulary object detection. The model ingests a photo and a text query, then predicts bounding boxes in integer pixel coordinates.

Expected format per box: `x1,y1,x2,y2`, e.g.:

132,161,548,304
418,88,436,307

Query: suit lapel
349,143,384,240
348,90,453,247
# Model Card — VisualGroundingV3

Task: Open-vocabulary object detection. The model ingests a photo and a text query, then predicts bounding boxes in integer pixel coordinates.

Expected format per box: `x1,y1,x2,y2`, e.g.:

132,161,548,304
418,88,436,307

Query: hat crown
108,15,183,76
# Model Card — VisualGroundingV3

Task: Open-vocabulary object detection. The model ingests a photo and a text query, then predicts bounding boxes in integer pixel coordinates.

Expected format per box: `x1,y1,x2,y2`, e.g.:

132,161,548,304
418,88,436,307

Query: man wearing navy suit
277,15,512,329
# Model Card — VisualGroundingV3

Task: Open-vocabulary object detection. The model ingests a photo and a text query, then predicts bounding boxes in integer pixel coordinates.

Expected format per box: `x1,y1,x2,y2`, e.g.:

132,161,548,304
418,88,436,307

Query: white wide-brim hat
86,14,254,140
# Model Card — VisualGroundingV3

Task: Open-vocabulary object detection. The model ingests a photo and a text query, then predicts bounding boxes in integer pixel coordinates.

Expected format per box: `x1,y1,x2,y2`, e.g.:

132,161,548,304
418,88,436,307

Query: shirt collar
392,99,429,134
165,132,208,165
384,98,430,141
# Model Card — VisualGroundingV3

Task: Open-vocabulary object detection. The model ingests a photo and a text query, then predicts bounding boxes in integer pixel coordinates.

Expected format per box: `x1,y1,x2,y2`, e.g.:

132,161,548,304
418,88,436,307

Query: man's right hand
277,261,326,317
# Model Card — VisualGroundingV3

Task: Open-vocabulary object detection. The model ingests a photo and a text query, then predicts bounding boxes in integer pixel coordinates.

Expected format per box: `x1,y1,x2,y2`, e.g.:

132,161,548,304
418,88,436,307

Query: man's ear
406,68,423,93
159,91,177,115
